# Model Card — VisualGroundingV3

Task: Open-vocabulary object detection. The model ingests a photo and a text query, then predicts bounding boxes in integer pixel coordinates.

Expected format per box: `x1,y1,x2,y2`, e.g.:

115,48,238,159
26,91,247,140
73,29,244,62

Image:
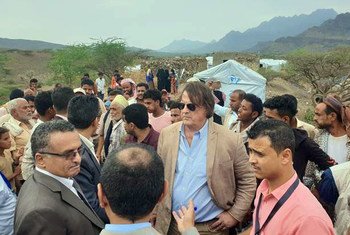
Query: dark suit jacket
74,139,109,223
52,115,65,120
293,128,333,180
14,171,104,235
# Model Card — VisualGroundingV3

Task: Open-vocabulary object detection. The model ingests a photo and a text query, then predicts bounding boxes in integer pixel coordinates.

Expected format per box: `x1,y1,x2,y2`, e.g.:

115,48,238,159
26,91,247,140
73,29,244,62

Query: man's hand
209,211,238,231
149,212,157,227
12,147,24,163
13,165,22,176
172,200,196,233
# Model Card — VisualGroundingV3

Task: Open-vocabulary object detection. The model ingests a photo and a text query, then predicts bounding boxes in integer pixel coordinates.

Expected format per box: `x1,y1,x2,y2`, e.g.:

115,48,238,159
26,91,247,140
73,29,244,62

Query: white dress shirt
35,168,79,198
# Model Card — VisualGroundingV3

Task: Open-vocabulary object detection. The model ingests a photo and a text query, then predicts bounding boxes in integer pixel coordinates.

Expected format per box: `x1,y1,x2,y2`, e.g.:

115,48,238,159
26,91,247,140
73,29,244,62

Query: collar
180,119,209,140
296,118,303,128
104,222,151,233
112,119,124,129
8,116,22,126
260,173,298,200
318,128,350,145
232,118,259,132
142,125,156,143
8,116,33,130
36,119,44,124
79,134,94,150
35,167,74,189
55,114,68,121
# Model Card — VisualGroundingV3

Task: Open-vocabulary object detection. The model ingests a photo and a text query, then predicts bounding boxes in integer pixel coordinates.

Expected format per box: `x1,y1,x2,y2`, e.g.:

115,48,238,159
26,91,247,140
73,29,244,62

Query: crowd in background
0,70,349,235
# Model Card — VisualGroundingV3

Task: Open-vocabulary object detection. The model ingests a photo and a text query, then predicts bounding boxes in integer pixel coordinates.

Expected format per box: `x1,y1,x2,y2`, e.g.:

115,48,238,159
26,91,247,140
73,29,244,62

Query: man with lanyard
244,119,334,235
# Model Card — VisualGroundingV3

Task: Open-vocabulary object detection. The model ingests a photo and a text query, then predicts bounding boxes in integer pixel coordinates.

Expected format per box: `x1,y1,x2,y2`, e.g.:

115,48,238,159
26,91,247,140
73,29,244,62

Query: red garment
124,126,159,150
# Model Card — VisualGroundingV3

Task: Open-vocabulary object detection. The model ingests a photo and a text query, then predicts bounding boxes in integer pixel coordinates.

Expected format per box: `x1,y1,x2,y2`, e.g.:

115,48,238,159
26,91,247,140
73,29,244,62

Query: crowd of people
0,72,349,235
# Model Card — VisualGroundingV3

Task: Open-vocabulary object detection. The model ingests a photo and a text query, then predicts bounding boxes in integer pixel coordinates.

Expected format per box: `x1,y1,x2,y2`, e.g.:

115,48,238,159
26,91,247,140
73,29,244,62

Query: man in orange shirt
245,119,334,235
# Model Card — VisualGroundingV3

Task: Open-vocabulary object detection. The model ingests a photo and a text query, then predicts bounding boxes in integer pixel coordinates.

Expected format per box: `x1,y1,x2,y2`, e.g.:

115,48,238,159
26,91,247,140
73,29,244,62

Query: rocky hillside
159,9,337,53
250,12,350,54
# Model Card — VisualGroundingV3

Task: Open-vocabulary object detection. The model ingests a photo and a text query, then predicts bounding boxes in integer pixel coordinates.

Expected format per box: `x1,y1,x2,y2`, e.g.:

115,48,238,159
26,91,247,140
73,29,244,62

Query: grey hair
230,89,246,100
31,120,75,158
7,98,27,112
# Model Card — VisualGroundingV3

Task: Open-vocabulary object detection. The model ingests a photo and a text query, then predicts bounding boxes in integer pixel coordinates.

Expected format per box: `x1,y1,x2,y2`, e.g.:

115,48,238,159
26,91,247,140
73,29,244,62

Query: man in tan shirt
3,98,34,189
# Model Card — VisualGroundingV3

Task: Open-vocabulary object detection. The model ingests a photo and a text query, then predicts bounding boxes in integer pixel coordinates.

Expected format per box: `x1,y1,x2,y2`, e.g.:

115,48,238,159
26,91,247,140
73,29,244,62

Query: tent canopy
193,59,266,106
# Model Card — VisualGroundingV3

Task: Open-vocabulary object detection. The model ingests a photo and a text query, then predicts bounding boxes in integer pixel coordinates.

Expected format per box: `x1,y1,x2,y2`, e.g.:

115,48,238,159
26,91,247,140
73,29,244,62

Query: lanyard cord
254,177,300,235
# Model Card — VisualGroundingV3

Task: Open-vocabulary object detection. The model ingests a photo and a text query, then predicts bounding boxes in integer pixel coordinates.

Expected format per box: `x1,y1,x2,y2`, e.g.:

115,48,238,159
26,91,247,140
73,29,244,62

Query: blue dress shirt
104,222,151,233
0,173,16,235
172,121,223,222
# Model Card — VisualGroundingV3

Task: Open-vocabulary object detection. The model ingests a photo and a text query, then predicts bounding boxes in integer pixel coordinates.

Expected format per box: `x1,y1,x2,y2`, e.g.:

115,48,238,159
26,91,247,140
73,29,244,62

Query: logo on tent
229,75,240,84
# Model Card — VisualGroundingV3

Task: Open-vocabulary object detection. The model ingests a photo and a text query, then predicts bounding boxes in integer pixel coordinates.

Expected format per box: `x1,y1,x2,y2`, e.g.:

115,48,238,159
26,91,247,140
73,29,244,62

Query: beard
315,121,331,130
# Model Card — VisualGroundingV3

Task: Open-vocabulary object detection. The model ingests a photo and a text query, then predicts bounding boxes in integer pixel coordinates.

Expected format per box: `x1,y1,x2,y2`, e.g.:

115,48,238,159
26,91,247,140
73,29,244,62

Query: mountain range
159,9,338,53
251,12,350,54
0,8,348,55
0,38,65,51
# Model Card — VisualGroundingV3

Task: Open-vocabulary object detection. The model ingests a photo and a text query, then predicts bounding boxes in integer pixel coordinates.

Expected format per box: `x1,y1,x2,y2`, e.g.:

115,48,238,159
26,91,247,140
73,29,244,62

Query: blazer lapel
206,121,217,184
34,171,104,228
81,140,100,173
168,123,181,200
60,186,104,228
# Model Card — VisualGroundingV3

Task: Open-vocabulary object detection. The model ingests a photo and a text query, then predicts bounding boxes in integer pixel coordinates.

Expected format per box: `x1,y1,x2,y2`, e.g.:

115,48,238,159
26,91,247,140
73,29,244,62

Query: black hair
29,78,38,83
31,120,75,157
263,95,297,119
9,89,24,100
81,78,95,87
122,103,148,129
244,94,263,116
136,82,149,90
101,143,164,222
24,95,35,103
247,119,295,154
169,101,182,110
108,89,123,96
52,87,75,112
143,89,163,107
0,127,9,138
34,91,53,116
68,96,100,129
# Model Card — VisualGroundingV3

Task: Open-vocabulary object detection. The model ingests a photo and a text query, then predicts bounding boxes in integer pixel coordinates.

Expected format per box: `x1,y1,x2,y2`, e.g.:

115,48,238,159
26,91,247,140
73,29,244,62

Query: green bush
303,108,315,124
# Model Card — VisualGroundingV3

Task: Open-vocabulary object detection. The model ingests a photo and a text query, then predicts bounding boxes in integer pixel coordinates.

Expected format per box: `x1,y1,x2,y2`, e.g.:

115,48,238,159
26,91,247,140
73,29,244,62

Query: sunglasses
179,102,196,111
39,147,83,159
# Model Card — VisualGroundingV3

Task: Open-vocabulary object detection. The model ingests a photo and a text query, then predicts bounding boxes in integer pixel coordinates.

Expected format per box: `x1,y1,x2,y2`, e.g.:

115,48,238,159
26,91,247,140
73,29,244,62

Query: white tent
260,59,287,72
193,59,266,106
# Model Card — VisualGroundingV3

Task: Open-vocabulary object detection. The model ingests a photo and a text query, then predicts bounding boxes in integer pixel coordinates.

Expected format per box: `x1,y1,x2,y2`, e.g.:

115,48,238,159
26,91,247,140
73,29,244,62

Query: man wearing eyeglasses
14,120,104,235
156,82,256,235
68,95,109,223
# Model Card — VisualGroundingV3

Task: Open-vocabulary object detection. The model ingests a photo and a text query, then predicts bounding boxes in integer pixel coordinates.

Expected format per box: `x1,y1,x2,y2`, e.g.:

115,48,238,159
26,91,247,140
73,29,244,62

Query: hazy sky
1,0,349,50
